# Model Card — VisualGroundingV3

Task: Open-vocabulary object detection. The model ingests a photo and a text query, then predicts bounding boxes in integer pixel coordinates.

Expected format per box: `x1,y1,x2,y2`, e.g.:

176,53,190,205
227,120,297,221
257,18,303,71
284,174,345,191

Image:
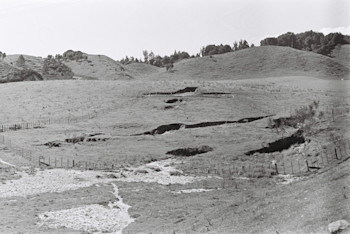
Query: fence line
0,132,349,178
0,107,113,133
0,105,348,134
0,105,349,176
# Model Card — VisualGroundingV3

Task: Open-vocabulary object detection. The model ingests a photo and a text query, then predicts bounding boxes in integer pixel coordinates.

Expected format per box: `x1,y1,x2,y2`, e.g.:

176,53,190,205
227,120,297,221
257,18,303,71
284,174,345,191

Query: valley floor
0,76,349,233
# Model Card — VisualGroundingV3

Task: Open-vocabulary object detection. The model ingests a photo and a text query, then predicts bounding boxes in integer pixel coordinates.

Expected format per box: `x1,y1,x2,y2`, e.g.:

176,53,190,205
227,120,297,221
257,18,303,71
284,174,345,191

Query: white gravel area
276,174,303,185
0,169,117,198
0,159,204,198
38,183,134,233
116,159,206,185
171,188,215,194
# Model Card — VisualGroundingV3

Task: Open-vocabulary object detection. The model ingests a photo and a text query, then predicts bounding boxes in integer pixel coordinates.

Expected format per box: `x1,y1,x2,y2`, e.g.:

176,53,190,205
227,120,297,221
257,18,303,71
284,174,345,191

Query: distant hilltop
0,30,349,83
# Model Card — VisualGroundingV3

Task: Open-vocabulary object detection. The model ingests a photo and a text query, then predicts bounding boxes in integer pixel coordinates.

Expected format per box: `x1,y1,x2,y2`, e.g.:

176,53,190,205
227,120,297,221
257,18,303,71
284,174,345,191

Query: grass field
0,46,349,233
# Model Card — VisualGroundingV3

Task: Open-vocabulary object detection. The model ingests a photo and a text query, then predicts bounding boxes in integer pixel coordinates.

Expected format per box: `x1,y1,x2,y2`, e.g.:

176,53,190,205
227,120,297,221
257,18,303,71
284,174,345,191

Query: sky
0,0,349,60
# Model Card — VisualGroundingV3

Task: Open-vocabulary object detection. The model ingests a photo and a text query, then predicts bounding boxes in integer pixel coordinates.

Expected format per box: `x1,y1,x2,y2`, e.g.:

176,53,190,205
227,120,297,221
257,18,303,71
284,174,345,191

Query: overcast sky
0,0,349,60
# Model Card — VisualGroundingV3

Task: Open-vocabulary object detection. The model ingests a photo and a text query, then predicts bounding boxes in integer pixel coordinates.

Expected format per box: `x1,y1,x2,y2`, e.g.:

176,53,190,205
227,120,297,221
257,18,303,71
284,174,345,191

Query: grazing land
0,46,349,233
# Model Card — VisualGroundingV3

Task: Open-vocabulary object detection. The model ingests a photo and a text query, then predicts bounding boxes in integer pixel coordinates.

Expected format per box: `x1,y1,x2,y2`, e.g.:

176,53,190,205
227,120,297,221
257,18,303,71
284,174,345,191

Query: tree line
260,31,350,56
118,39,254,67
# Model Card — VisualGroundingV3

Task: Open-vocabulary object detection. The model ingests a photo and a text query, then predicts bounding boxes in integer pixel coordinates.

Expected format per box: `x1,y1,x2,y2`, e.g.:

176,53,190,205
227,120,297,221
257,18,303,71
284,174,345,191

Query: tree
238,40,249,50
142,50,149,63
16,55,26,67
148,51,155,65
260,37,278,46
166,63,174,72
233,41,238,51
153,55,162,67
277,32,298,48
161,56,170,65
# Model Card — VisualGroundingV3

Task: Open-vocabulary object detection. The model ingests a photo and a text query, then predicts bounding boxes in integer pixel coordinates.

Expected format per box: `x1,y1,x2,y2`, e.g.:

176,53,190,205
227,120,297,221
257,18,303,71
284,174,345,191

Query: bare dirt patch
166,145,213,157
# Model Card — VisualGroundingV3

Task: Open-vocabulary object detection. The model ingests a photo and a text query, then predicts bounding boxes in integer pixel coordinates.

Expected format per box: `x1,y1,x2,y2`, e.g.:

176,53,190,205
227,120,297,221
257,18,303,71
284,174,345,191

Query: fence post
297,160,301,174
73,160,75,168
291,161,294,174
274,163,278,174
335,148,338,160
306,160,310,172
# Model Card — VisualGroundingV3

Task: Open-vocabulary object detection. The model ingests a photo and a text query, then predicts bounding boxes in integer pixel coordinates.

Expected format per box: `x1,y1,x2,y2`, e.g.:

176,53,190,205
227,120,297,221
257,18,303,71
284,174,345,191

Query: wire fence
0,105,349,177
200,138,349,178
0,107,113,133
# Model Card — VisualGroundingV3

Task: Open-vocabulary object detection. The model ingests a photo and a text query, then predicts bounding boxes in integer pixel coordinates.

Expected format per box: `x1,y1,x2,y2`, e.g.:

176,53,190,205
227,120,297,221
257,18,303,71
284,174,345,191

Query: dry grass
157,46,350,80
0,46,350,233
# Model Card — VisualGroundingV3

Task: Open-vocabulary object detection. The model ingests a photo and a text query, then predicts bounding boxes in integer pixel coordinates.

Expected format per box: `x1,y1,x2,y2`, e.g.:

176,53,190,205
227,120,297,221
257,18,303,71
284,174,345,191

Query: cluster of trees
119,39,253,68
55,50,88,61
0,51,6,60
200,40,253,56
260,31,350,56
120,50,195,67
42,55,74,77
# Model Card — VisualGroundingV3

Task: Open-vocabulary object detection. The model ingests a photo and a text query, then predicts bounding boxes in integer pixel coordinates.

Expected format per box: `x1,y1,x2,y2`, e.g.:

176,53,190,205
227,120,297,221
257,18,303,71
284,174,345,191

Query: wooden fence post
335,148,338,160
306,160,310,172
274,163,279,174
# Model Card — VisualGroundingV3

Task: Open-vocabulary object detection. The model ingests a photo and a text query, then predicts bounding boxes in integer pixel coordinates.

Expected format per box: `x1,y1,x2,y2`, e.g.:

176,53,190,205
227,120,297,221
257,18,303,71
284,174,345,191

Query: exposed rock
328,220,349,234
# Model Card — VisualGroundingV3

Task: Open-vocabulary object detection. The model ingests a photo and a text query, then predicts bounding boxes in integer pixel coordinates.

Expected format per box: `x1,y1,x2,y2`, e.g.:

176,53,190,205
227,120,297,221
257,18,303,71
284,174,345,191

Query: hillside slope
0,61,43,83
4,54,44,74
125,62,160,76
158,46,350,80
62,54,137,80
332,44,350,68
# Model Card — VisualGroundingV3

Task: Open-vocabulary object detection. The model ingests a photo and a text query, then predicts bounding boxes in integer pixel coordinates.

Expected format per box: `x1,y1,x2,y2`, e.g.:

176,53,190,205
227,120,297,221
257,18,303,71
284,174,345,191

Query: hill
62,54,137,80
159,46,350,80
4,55,73,80
0,61,43,83
331,44,350,68
124,62,160,77
4,54,44,74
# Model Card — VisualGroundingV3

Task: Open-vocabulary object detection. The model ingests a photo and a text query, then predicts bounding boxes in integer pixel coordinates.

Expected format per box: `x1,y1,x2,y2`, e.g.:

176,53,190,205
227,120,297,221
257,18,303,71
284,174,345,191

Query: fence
0,132,349,181
0,105,349,177
0,107,113,133
0,133,117,171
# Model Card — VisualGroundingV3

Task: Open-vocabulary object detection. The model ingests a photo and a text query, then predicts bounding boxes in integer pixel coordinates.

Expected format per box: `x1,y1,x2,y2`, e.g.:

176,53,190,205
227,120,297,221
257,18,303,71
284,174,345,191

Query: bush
42,56,74,77
270,100,321,135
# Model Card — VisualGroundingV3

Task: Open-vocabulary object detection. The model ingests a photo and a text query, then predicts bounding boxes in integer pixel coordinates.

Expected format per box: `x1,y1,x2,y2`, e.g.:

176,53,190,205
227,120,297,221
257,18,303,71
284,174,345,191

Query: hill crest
163,46,350,80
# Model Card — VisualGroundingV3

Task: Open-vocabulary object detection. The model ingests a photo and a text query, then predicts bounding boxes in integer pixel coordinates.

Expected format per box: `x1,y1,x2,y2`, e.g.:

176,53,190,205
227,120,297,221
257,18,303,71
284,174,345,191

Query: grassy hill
332,44,350,68
0,60,43,83
62,54,137,80
125,62,160,77
158,46,350,80
4,54,44,74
